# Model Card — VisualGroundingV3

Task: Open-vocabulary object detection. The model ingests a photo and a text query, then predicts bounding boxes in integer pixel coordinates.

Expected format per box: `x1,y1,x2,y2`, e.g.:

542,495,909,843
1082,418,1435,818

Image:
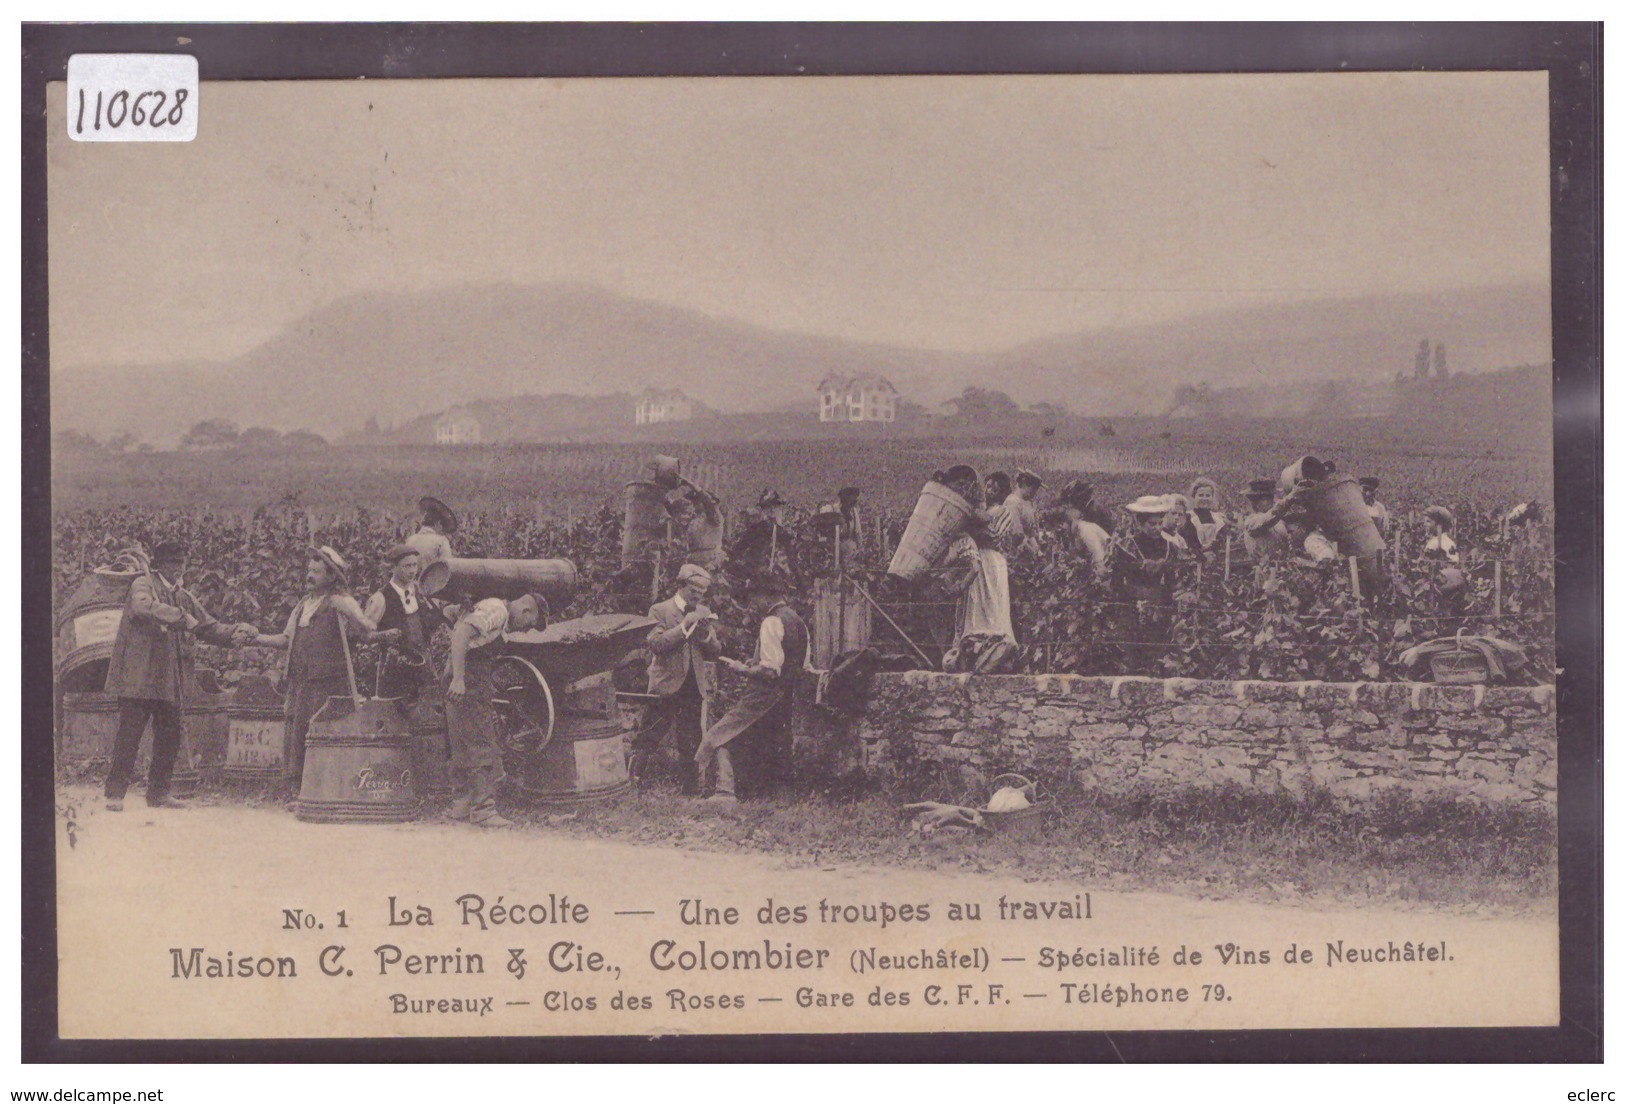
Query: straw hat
417,495,459,534
384,543,419,565
311,545,350,585
1124,494,1171,515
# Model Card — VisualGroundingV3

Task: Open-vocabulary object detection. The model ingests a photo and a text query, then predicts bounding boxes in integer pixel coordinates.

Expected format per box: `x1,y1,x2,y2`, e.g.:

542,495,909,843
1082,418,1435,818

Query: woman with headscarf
252,546,394,791
1056,479,1114,575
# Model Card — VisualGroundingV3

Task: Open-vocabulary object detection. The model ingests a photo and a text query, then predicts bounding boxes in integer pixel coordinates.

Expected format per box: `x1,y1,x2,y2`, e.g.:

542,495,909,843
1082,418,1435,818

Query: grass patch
503,775,1555,915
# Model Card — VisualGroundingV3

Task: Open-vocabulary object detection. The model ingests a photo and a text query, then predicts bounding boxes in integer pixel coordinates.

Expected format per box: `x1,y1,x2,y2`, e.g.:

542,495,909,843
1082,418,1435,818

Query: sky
46,71,1550,369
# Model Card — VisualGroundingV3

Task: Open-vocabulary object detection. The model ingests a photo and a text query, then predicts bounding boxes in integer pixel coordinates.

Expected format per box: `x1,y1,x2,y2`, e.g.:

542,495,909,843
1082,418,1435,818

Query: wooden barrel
295,698,419,824
182,693,230,780
887,481,976,581
54,569,134,685
58,690,200,796
58,690,121,768
621,481,671,567
223,704,285,782
515,715,629,808
407,699,454,798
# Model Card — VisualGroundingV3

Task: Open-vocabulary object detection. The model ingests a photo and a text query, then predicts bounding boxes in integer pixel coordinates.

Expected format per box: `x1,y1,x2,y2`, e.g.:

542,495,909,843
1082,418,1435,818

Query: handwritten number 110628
75,86,190,134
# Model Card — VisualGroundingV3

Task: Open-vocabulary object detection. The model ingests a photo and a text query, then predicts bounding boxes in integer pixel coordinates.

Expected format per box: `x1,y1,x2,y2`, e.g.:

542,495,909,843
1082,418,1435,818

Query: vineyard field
52,417,1552,521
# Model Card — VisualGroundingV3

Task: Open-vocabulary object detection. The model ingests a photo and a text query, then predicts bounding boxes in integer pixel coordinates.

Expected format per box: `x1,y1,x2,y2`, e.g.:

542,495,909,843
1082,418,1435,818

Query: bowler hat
1015,469,1044,489
1359,476,1380,490
1243,479,1277,498
151,540,187,565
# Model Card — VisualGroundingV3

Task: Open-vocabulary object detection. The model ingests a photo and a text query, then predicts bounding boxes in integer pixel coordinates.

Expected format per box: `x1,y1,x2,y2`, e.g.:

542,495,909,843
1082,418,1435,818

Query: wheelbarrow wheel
491,656,556,758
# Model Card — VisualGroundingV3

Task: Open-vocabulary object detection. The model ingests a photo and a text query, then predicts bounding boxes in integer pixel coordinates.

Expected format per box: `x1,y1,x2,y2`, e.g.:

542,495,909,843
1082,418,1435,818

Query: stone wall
850,673,1557,807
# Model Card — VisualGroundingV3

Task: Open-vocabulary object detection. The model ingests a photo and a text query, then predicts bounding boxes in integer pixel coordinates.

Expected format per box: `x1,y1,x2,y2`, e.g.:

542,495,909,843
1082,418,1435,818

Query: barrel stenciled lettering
354,766,412,793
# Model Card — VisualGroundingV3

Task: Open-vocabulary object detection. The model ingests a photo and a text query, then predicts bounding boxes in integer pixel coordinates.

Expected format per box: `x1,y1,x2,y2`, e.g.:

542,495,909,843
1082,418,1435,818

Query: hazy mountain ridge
53,281,1550,445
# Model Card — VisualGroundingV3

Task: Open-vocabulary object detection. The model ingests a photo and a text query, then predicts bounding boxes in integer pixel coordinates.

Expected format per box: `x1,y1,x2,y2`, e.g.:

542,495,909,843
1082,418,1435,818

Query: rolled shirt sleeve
462,598,511,648
756,615,785,675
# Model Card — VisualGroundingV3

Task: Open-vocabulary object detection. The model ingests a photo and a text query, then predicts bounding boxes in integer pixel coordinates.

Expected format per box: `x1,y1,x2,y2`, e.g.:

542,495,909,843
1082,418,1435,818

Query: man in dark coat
103,542,251,811
633,563,722,793
695,572,807,807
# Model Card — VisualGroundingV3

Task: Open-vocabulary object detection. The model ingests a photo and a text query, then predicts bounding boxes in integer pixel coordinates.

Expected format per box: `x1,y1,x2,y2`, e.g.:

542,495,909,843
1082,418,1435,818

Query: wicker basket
982,773,1047,837
1428,631,1491,685
1430,650,1490,685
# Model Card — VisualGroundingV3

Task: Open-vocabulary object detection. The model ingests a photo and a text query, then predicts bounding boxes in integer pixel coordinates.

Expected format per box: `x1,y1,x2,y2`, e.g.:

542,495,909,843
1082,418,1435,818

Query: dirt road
54,790,1557,1038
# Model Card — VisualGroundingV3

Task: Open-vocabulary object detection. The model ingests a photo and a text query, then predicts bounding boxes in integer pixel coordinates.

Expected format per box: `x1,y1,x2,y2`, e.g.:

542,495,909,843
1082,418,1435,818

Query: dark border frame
20,22,1602,1063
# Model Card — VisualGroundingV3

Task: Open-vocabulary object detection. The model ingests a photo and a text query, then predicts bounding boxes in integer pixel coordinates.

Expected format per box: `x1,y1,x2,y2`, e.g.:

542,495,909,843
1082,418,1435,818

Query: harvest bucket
420,558,576,610
886,481,977,581
295,697,419,824
514,715,629,808
57,690,200,795
621,481,672,567
1303,474,1387,558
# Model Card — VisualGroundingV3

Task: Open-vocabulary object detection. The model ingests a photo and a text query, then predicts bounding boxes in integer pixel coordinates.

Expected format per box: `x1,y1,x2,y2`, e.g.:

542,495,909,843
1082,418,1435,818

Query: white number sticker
67,54,197,142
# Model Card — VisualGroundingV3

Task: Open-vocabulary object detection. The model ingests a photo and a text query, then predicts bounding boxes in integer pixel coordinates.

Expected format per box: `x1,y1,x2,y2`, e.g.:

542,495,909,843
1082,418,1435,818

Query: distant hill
52,281,1549,445
986,284,1551,415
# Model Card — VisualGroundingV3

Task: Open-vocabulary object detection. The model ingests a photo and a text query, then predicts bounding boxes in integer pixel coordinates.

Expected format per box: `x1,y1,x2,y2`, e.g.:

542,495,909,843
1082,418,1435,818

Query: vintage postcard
32,27,1594,1053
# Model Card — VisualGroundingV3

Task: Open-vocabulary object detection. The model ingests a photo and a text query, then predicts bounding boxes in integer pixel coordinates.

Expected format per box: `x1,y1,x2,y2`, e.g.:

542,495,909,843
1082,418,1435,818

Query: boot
447,797,471,821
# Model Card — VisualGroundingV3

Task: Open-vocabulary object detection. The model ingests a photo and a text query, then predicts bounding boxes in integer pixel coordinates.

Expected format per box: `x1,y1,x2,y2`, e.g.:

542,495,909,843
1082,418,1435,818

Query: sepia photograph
23,23,1600,1061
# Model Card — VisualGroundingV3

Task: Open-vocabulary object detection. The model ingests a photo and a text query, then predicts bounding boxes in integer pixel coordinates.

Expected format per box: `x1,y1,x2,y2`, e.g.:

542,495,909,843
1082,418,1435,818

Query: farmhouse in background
634,388,694,426
817,372,899,423
434,406,482,445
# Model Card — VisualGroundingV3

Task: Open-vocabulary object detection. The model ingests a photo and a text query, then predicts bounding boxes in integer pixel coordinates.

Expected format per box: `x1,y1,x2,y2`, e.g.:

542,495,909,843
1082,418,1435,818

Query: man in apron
249,546,389,792
103,541,253,812
444,591,547,828
695,572,806,808
364,543,433,702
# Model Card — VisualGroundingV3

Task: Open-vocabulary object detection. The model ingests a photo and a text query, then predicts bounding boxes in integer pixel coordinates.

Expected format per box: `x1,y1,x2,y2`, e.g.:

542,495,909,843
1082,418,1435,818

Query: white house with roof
635,388,694,426
817,372,899,423
434,406,481,445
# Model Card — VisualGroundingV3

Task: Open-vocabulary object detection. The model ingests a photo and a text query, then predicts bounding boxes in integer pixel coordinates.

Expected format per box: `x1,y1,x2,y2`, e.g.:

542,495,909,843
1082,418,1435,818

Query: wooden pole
1494,560,1503,618
835,521,846,657
1349,556,1361,602
1223,535,1232,583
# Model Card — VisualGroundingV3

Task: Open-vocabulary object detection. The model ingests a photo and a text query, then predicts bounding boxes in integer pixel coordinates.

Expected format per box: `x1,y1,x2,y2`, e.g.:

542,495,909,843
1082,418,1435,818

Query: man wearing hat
666,481,726,572
1358,477,1390,535
634,563,723,794
250,546,394,790
445,590,548,827
728,489,796,578
364,543,433,702
103,541,255,812
1241,479,1293,561
406,495,458,568
695,572,807,807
